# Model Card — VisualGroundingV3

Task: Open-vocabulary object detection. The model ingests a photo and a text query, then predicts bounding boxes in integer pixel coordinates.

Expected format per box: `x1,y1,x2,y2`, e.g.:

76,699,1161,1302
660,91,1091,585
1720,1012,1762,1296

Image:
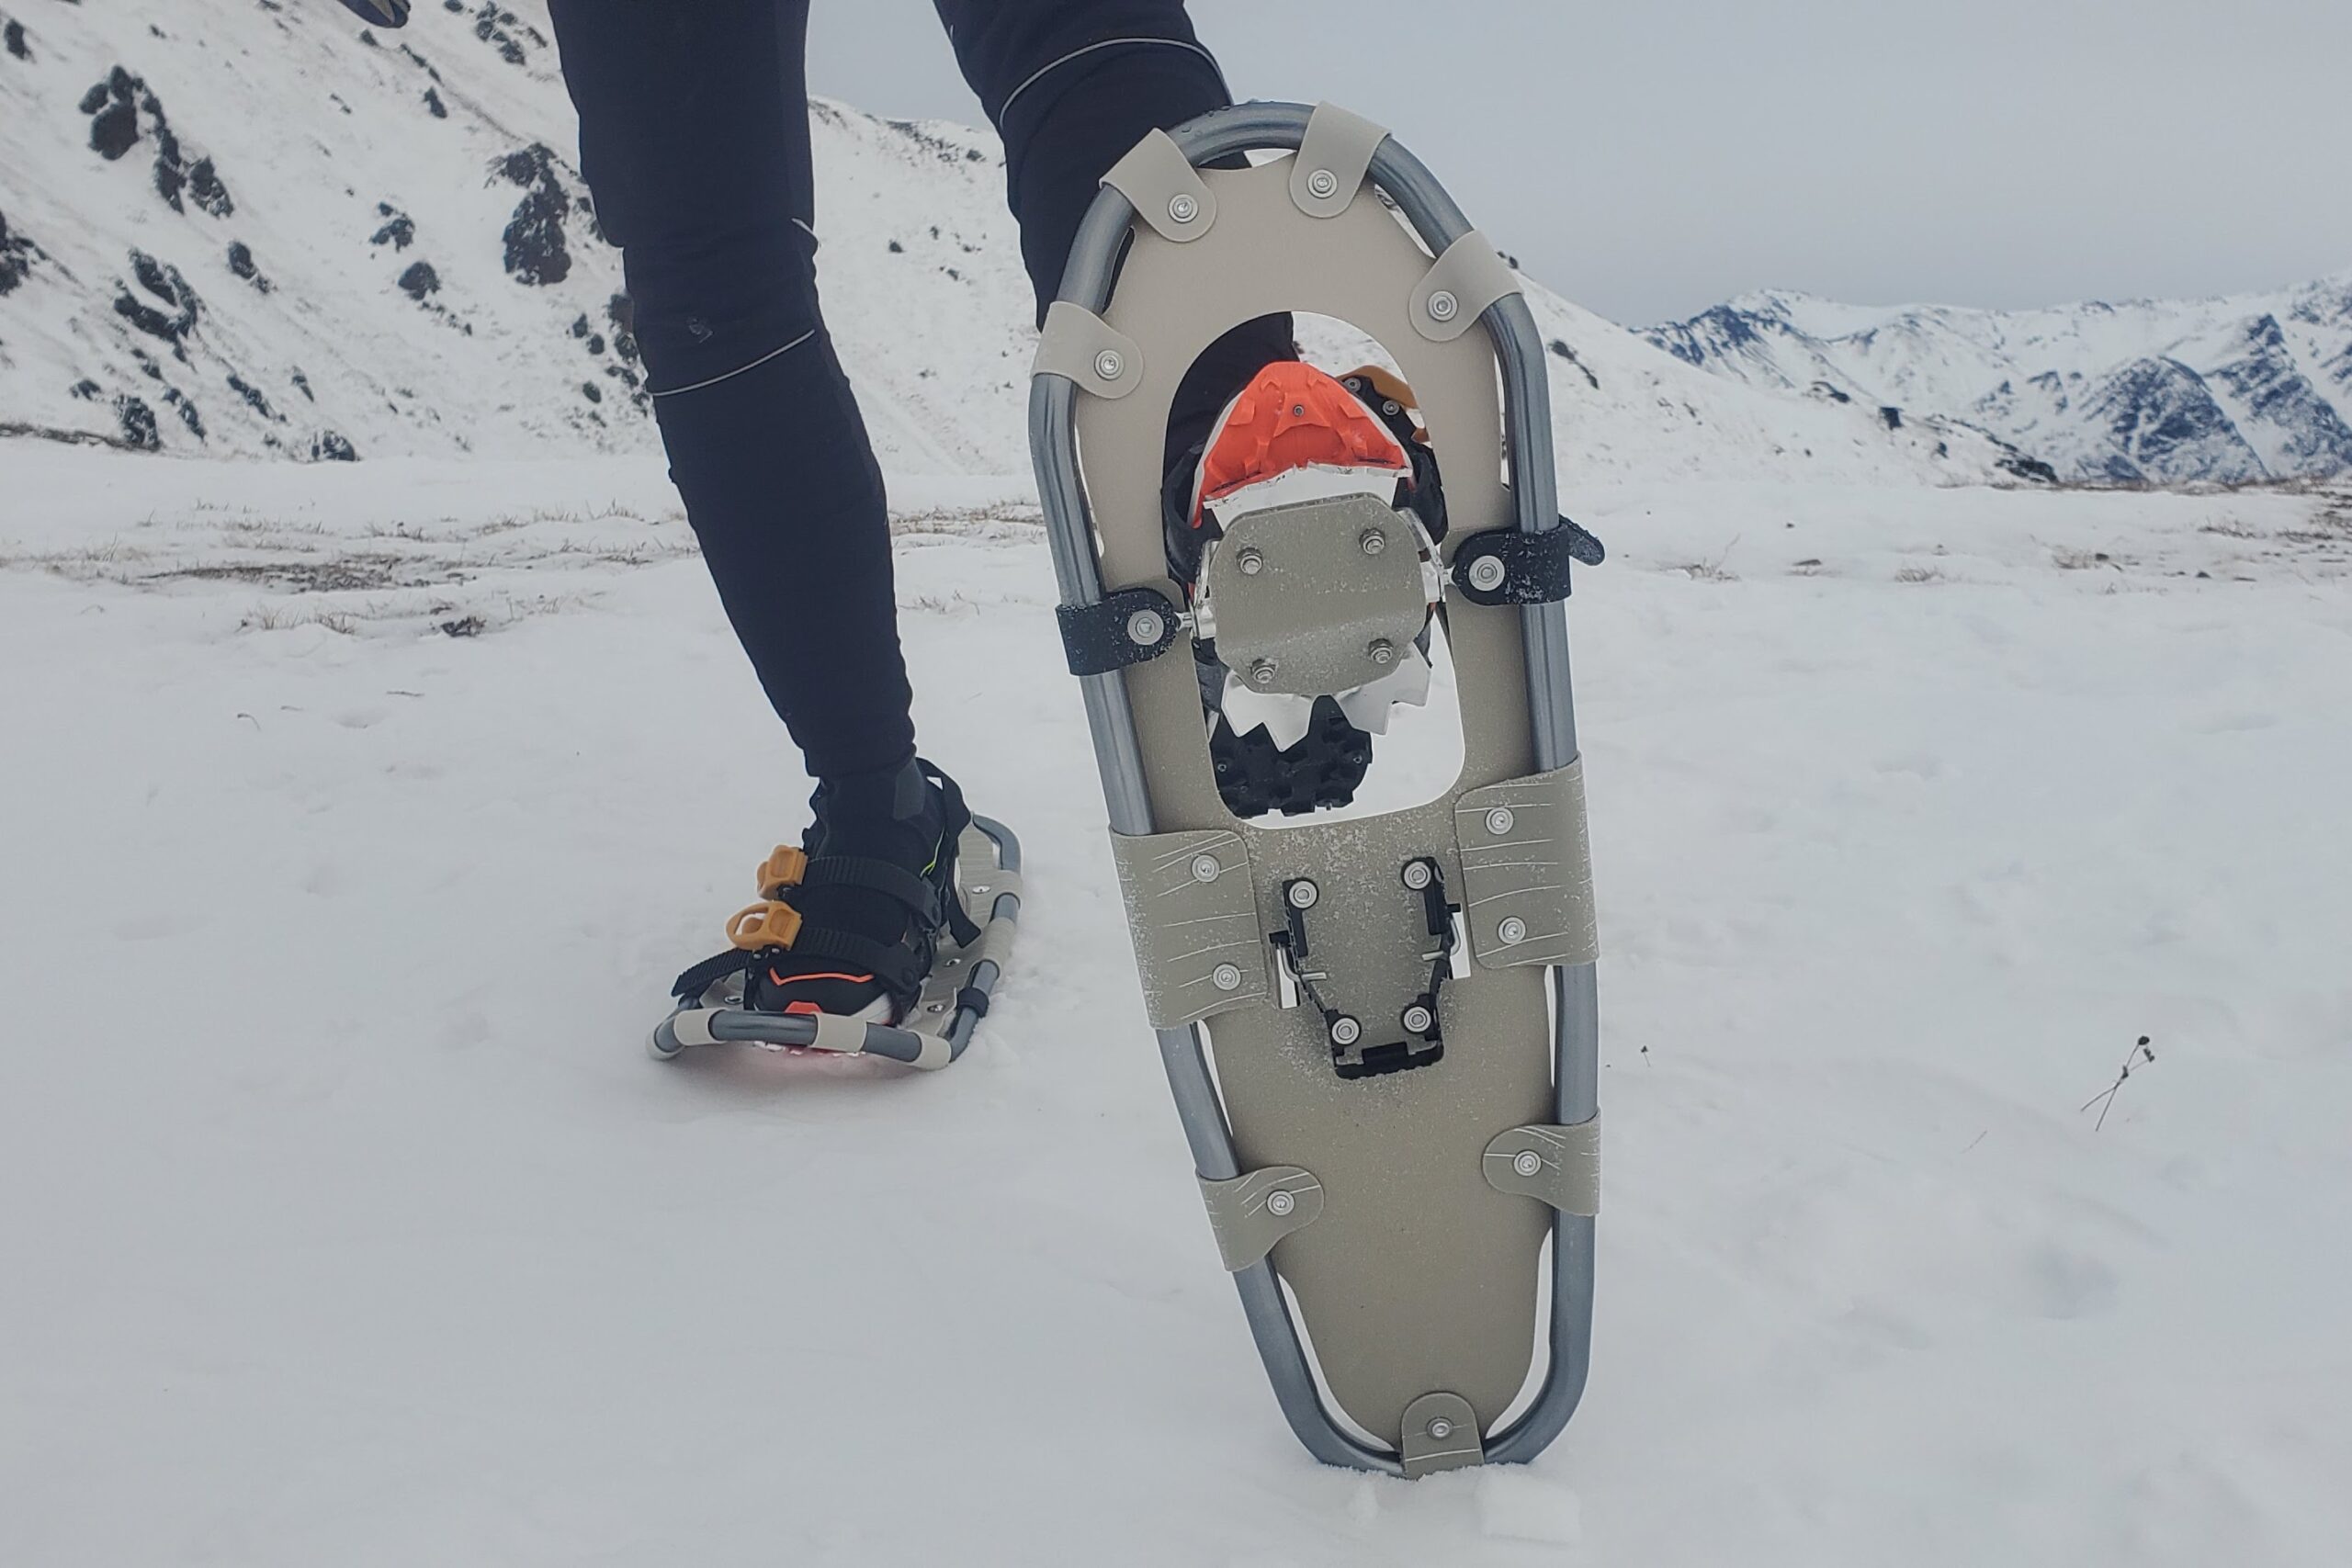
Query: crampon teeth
1220,672,1318,750
1335,643,1432,735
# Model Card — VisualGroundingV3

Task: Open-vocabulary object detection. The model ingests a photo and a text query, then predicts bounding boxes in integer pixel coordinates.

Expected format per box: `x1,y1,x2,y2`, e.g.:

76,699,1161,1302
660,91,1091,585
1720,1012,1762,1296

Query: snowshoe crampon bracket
1454,762,1599,970
1109,827,1269,1027
1482,1121,1601,1216
1269,861,1456,1080
1399,1393,1486,1478
1057,581,1185,676
1198,1166,1325,1269
1449,517,1606,606
1202,495,1430,698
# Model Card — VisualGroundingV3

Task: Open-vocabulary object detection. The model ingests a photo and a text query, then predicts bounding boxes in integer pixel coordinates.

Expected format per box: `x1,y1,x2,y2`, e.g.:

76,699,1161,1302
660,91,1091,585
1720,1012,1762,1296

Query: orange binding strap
756,844,808,897
727,900,803,953
1193,361,1408,525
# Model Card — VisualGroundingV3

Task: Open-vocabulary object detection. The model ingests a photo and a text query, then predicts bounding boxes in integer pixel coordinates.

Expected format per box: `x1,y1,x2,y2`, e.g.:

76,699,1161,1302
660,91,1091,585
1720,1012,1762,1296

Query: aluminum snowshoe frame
1031,103,1600,1474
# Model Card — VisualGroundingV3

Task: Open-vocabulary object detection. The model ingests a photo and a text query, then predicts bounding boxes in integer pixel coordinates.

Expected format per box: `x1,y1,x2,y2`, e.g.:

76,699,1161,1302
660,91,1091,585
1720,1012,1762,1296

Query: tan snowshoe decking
1031,104,1602,1474
650,818,1021,1069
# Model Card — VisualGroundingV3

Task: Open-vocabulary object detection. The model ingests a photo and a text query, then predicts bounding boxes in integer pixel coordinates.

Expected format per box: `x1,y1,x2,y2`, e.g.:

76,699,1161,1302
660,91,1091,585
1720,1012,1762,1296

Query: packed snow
6,2,2352,1564
3,442,2347,1564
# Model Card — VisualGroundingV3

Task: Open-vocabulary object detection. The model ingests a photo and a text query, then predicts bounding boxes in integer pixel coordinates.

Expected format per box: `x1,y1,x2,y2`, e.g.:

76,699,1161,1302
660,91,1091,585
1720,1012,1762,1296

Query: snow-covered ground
4,445,2348,1564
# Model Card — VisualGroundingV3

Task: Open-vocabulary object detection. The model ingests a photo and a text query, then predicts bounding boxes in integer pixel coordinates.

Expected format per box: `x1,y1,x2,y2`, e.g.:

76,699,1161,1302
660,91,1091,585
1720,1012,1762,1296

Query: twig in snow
2080,1035,2155,1131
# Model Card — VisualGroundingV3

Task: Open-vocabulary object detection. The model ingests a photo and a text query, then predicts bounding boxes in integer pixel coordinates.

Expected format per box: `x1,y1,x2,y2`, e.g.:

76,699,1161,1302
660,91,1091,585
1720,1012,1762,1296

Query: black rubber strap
799,854,942,929
1057,585,1182,676
1450,517,1606,606
954,986,990,1020
671,948,754,1002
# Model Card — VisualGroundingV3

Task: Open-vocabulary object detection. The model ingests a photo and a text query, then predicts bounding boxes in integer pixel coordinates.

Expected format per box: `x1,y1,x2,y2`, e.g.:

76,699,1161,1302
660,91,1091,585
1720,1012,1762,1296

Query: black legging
549,1,1288,780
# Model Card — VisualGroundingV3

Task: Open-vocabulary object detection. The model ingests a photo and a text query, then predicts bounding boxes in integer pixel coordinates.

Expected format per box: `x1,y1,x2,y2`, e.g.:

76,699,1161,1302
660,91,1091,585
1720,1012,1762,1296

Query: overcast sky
804,0,2352,325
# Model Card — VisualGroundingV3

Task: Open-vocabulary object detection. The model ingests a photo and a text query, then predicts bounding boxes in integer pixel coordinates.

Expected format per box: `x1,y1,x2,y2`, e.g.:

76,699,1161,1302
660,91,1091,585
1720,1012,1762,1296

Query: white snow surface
4,445,2350,1564
0,0,2004,489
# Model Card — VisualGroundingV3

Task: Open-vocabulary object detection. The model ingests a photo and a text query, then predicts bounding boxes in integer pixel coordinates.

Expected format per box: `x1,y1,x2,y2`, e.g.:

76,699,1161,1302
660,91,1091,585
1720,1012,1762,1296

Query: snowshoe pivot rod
1031,104,1599,1472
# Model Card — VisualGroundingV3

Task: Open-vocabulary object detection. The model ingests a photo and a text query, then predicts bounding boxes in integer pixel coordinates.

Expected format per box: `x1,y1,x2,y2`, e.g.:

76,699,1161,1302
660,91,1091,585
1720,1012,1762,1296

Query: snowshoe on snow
651,759,1020,1069
1032,103,1603,1474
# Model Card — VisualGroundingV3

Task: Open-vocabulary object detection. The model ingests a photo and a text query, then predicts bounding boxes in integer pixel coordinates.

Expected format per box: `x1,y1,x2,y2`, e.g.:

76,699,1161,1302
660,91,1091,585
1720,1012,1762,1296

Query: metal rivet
1498,916,1528,945
1093,348,1124,380
1358,528,1387,557
1329,1014,1362,1046
1249,658,1278,686
1382,400,1402,416
1237,547,1265,576
1306,167,1340,199
1402,1003,1434,1034
1401,859,1433,891
928,1001,947,1013
1168,193,1199,224
1190,853,1221,884
1513,1149,1544,1178
1468,555,1508,592
1485,807,1515,836
1427,1417,1455,1440
1265,1188,1296,1217
1286,879,1319,909
1427,289,1459,322
1211,962,1243,992
1125,608,1165,647
1366,638,1396,667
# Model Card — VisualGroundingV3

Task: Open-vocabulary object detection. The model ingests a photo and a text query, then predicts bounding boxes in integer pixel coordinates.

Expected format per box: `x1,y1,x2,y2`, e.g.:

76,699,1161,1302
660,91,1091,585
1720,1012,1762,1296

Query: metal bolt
1402,1003,1434,1034
1125,608,1165,647
1211,963,1243,992
1167,193,1200,224
1498,916,1528,945
1513,1149,1544,1178
1358,528,1387,557
1306,167,1340,199
1286,879,1319,910
1485,807,1515,836
1401,859,1433,891
1093,348,1124,380
1265,1188,1296,1217
1249,658,1278,687
1383,400,1402,416
1427,289,1459,322
1366,638,1396,667
1190,853,1221,884
1237,547,1265,576
928,1000,947,1013
1467,555,1508,592
1329,1014,1362,1047
1427,1417,1455,1440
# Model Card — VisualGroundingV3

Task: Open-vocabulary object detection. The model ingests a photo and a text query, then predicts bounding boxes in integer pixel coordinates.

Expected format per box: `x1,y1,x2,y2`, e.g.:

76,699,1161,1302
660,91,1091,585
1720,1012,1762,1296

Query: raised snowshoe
1032,103,1605,1473
1162,361,1450,818
651,759,1020,1068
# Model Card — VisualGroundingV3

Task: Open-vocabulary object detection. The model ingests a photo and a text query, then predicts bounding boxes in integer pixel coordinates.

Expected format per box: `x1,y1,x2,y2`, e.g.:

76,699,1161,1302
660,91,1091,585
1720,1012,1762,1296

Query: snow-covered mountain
0,0,2006,489
1645,276,2352,486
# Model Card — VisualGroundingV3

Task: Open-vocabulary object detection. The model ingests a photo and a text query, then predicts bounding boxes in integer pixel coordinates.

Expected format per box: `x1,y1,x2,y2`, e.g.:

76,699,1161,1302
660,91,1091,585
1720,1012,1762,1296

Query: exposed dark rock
371,205,415,249
397,260,440,300
1881,406,1903,430
81,69,232,216
227,373,279,421
112,252,201,345
162,386,205,439
494,143,571,285
292,369,315,401
424,86,447,118
225,239,273,293
71,380,102,401
0,206,42,295
1546,338,1600,390
2083,356,2266,485
605,293,638,361
6,18,30,61
311,430,358,462
2207,313,2352,474
581,380,602,403
115,395,161,450
470,3,530,65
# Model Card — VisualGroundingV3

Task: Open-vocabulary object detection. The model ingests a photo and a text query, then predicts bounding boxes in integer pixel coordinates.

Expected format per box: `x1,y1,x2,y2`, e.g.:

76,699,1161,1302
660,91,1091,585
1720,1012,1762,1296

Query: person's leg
548,0,914,783
933,0,1294,456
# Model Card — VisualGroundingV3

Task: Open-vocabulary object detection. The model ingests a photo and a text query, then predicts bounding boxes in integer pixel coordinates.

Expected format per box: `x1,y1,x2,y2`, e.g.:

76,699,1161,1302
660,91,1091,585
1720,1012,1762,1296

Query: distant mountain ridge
1644,274,2352,485
2,0,2005,491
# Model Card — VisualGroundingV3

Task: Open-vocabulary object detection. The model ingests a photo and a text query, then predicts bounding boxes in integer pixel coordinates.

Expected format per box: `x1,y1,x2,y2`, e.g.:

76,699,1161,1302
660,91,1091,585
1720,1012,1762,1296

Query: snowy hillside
0,0,2002,489
1645,275,2352,486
